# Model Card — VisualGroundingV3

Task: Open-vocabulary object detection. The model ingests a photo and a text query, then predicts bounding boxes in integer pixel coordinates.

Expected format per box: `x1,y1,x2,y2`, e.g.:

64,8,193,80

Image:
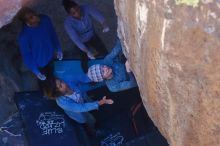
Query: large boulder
114,0,220,146
0,0,22,28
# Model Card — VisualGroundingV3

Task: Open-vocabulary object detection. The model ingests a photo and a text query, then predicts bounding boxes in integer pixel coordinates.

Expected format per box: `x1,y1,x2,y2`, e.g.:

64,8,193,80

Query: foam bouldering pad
121,130,169,146
95,112,136,146
87,87,142,146
53,59,105,91
87,87,168,146
14,91,90,146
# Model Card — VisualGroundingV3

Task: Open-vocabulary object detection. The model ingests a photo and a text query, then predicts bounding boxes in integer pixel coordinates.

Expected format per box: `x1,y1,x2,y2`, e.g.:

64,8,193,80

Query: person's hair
42,76,63,100
17,7,37,23
62,0,79,14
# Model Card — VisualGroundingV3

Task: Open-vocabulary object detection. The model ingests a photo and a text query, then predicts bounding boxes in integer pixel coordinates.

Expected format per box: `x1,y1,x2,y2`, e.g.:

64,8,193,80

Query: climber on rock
87,39,137,92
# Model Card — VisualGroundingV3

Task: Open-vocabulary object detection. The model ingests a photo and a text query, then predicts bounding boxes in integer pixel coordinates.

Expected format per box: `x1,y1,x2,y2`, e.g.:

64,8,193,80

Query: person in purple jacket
18,8,63,80
62,0,109,72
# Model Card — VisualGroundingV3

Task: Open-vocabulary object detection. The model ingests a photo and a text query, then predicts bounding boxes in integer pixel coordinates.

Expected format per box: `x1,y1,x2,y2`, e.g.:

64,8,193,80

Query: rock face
0,0,22,28
114,0,220,146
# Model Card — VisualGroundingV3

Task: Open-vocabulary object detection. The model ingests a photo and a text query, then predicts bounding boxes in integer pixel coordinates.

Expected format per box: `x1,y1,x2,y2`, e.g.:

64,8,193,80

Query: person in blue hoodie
18,7,63,80
43,75,113,134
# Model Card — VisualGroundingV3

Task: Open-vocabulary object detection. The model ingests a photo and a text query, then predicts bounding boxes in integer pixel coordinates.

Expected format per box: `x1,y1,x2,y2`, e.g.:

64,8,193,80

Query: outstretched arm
56,96,113,112
107,73,137,92
57,98,99,112
104,39,122,65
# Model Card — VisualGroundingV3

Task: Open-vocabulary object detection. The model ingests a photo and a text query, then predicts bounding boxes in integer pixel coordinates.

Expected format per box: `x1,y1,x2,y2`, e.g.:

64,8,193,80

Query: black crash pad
87,86,168,146
122,130,169,146
14,91,90,146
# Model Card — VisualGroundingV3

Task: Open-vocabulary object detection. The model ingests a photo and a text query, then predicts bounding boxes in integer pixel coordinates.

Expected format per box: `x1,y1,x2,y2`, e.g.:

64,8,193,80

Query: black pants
38,61,54,92
40,61,54,77
79,33,108,73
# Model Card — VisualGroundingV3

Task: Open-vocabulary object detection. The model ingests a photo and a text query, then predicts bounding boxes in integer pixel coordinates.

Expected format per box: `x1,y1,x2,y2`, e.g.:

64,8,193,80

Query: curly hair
42,76,63,100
